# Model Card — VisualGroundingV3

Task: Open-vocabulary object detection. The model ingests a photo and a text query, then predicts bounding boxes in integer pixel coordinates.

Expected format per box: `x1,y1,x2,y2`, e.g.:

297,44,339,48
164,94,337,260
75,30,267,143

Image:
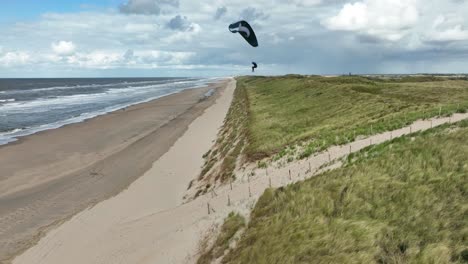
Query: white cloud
67,51,121,68
0,51,31,67
322,0,419,41
427,25,468,42
51,41,76,56
424,15,468,43
2,0,468,76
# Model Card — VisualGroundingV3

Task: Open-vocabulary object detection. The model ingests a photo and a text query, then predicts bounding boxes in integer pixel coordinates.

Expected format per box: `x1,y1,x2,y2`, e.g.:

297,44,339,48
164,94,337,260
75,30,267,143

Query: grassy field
240,75,468,160
216,120,468,263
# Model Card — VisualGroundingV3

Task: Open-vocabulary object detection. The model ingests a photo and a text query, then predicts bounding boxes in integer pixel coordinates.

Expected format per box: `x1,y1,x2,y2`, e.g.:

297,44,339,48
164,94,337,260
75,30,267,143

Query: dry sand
12,78,236,264
0,80,229,263
12,79,468,263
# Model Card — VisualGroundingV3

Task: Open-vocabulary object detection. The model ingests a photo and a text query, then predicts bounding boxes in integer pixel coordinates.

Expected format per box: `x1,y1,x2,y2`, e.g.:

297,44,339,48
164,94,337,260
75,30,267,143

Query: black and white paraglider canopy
229,20,258,47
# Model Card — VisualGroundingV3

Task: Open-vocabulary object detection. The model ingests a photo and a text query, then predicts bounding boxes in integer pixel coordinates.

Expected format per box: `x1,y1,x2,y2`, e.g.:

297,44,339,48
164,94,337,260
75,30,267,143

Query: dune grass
195,82,250,195
220,120,468,263
197,212,246,264
240,75,468,160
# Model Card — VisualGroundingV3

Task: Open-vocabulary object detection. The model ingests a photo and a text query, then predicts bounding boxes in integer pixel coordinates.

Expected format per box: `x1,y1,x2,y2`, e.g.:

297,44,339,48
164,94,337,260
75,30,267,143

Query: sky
1,0,468,77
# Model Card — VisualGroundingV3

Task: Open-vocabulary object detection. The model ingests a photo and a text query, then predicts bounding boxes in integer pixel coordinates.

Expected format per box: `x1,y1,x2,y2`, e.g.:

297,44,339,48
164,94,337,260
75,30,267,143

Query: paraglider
229,20,258,47
252,62,257,72
229,20,259,72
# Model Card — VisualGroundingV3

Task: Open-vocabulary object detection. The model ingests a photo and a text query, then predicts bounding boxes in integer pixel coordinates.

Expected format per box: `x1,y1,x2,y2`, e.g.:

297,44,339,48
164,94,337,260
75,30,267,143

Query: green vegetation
221,120,468,263
239,75,468,159
195,83,249,195
197,212,246,264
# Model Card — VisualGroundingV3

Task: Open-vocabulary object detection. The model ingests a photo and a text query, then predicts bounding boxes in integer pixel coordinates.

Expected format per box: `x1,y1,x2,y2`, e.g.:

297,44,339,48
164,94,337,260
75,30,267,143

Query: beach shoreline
0,79,229,263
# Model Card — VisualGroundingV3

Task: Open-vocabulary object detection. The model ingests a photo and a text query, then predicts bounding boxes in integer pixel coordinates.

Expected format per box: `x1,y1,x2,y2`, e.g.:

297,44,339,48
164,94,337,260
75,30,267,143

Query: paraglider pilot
252,62,258,72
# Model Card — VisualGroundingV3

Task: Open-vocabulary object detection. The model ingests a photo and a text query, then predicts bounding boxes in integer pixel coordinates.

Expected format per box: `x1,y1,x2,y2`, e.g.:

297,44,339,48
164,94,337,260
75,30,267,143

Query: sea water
0,77,220,145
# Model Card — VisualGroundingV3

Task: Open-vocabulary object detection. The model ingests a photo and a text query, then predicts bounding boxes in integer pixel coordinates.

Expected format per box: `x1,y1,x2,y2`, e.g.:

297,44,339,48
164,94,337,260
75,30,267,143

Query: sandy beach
10,78,236,264
0,79,230,263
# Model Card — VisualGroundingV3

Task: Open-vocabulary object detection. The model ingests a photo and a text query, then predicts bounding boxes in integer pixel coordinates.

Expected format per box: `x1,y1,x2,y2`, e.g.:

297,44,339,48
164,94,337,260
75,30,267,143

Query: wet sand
0,80,228,263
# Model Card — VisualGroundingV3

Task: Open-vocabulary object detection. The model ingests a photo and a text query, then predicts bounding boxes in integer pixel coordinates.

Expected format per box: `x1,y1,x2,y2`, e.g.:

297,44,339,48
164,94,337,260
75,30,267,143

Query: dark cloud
123,49,134,60
356,34,386,44
214,7,227,20
239,7,269,22
166,15,195,31
119,0,179,15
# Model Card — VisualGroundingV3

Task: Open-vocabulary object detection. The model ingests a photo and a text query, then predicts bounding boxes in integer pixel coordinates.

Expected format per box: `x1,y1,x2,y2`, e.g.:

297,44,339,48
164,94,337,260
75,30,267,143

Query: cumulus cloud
0,51,31,67
166,15,198,31
322,0,419,41
240,7,269,22
22,49,195,69
119,0,179,15
2,0,468,76
424,15,468,43
138,50,195,65
51,41,76,56
214,7,227,20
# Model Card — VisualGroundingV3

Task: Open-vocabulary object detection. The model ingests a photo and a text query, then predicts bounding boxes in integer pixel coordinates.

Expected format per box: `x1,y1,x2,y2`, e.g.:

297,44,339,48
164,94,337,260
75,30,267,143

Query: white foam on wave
0,98,15,103
0,93,108,112
0,79,210,112
2,78,192,94
0,77,229,146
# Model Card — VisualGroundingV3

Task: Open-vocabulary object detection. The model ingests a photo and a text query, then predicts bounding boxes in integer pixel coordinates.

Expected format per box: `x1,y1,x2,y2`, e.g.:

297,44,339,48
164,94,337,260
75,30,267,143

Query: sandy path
14,89,468,263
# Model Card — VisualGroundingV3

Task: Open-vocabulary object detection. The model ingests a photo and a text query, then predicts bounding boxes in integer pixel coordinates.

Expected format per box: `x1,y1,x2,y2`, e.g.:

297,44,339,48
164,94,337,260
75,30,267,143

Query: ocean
0,77,220,145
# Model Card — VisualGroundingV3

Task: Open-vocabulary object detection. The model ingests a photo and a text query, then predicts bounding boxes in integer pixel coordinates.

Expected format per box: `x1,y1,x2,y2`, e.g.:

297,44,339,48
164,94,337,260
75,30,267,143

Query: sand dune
12,78,468,264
